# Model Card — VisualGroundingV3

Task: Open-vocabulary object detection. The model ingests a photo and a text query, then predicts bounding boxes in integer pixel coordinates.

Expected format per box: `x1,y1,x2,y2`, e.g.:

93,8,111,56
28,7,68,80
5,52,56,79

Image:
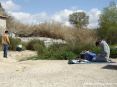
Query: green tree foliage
69,12,89,29
98,1,117,44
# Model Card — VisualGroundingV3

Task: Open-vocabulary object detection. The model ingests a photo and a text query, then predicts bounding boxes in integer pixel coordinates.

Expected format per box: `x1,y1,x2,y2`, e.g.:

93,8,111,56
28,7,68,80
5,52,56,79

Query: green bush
26,39,45,51
32,43,76,60
21,41,28,50
47,43,73,59
34,43,46,55
9,37,21,51
36,50,76,60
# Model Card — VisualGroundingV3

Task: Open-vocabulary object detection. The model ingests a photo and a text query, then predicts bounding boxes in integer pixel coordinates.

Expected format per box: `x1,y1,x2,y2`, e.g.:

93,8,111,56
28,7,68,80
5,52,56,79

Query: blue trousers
3,44,9,58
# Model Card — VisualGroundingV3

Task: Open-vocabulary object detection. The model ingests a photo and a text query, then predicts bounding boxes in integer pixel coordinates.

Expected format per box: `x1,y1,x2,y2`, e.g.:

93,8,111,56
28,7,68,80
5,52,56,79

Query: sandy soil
0,50,117,87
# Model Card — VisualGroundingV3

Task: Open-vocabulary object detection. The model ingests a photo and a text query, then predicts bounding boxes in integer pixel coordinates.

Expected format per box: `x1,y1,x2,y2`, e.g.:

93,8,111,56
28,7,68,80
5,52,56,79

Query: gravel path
0,51,117,87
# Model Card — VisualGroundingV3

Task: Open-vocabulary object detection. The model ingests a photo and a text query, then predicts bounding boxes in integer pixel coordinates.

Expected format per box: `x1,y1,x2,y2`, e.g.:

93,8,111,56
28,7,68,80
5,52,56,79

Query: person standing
2,30,10,58
95,40,111,62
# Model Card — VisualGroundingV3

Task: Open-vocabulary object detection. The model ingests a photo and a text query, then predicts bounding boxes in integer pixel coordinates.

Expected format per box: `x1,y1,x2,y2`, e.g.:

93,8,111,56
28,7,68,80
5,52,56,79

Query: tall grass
7,16,97,41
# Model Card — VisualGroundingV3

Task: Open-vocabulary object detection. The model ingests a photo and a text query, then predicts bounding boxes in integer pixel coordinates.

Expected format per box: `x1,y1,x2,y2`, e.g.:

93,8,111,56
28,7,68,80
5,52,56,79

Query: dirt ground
0,50,117,87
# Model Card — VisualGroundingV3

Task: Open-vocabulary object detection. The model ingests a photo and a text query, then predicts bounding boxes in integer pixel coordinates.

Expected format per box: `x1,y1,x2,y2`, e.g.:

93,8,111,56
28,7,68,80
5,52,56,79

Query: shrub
34,43,46,55
26,39,45,51
9,37,21,51
34,43,76,60
21,41,27,50
36,49,76,60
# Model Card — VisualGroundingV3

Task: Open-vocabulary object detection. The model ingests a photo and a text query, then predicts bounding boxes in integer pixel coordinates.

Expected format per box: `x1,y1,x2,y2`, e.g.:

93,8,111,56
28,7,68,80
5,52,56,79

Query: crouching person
95,40,111,62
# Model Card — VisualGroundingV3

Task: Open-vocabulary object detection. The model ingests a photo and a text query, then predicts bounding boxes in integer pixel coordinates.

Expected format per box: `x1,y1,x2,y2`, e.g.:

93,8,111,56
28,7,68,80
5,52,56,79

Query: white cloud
87,8,101,28
51,9,84,27
1,0,21,11
8,9,74,26
51,8,101,28
51,9,73,26
9,11,49,24
9,8,101,28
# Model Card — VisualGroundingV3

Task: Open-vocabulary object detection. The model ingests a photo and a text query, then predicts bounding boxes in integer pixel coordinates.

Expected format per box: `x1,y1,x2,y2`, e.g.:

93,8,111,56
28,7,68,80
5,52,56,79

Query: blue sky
0,0,117,28
13,0,116,14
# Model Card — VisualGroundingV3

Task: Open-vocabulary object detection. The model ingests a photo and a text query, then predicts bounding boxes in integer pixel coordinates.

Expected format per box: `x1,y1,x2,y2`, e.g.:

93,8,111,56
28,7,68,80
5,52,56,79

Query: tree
98,1,117,44
69,12,89,29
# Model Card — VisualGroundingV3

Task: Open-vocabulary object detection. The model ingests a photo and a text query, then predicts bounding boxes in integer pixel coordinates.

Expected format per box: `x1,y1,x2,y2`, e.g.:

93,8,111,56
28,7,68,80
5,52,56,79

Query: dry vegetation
6,16,97,45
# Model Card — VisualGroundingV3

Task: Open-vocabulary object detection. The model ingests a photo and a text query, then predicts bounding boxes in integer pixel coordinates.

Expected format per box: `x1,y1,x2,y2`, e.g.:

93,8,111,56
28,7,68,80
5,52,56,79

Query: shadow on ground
102,64,117,70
